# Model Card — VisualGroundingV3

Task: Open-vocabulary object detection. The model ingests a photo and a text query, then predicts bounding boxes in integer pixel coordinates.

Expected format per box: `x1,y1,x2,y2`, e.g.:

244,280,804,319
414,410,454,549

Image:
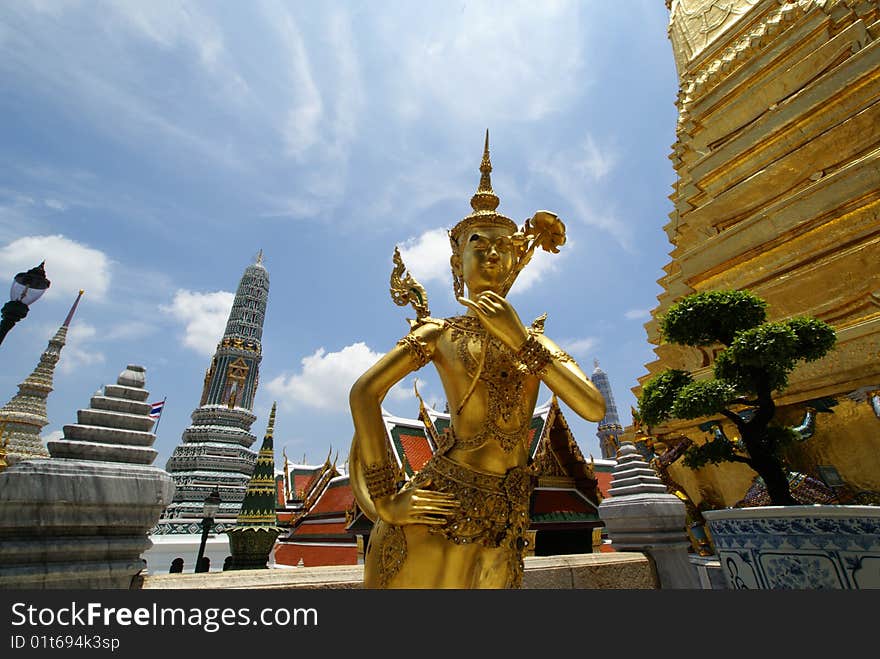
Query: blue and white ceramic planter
703,505,880,589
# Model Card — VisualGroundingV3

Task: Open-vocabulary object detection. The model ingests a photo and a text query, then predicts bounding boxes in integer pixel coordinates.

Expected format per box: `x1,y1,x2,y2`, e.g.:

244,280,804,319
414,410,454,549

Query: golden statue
349,133,606,588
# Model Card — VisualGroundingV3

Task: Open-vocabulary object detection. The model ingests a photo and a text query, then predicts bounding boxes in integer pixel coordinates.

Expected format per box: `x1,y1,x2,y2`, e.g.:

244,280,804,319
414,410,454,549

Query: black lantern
0,262,51,346
194,487,221,573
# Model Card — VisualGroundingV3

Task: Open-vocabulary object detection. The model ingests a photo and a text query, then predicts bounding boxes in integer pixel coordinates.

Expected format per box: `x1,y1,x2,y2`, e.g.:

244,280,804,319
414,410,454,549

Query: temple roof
309,476,354,516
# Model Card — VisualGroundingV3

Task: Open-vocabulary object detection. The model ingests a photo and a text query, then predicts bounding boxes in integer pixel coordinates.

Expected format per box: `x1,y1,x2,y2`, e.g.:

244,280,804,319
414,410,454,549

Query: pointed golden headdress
448,130,517,252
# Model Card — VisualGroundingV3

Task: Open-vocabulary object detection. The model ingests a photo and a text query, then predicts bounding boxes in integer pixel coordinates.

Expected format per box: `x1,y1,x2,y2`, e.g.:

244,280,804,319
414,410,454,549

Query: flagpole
152,397,167,436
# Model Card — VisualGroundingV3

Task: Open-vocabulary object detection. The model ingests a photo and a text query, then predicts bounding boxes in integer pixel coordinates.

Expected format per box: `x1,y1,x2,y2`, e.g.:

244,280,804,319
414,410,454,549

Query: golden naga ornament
349,132,606,588
389,246,430,325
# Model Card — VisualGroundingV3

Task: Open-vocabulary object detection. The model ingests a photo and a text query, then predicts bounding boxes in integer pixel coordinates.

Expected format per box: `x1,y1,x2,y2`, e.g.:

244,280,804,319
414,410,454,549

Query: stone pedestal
0,365,175,589
0,460,174,588
598,443,701,589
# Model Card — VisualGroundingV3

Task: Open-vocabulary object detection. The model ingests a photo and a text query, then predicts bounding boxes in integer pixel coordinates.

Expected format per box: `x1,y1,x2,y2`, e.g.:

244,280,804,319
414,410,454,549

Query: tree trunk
742,432,797,506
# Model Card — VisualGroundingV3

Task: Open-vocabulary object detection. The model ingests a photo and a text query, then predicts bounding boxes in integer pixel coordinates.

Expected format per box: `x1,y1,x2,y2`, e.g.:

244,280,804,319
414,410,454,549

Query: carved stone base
225,526,282,570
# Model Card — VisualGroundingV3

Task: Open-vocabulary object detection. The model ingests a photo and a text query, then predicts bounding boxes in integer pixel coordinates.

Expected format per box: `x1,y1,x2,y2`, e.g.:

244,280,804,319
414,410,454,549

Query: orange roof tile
398,432,433,472
310,480,354,515
294,473,318,498
596,472,613,499
274,542,358,567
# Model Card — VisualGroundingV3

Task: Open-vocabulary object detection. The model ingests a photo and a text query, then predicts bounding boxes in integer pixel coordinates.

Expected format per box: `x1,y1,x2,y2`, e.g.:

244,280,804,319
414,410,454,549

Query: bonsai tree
638,290,836,506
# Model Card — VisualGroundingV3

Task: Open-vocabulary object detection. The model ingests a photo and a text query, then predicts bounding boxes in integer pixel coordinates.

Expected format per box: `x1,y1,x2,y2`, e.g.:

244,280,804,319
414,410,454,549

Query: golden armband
396,334,431,369
516,335,553,376
363,462,399,499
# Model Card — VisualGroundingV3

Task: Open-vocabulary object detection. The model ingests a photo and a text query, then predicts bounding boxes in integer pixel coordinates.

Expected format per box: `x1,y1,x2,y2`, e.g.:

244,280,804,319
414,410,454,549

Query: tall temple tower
635,1,880,506
0,290,83,467
154,253,270,535
591,360,624,460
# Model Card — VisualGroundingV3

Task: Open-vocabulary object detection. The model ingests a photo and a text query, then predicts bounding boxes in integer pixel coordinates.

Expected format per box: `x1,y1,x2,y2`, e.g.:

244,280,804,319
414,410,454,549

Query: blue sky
0,1,679,469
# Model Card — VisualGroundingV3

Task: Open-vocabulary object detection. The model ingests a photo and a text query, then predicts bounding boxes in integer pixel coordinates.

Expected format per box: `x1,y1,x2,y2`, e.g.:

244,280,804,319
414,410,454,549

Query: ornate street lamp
194,487,221,573
0,262,51,346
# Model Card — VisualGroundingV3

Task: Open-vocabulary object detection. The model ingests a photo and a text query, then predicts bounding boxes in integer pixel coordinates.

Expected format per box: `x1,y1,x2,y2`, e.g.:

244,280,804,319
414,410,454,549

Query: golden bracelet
517,335,553,376
363,462,398,499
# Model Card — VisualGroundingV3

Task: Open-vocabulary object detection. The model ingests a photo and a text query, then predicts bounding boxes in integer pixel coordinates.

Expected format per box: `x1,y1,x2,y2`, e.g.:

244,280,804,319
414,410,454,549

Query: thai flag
149,400,165,419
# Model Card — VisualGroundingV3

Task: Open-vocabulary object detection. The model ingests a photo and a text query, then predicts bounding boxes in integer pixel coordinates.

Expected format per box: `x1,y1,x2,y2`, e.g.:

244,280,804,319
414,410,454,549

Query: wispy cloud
0,235,111,302
104,320,158,342
530,135,630,249
58,321,106,374
385,2,588,122
160,289,234,356
273,8,323,160
624,308,651,320
104,1,225,69
559,336,599,357
2,1,252,169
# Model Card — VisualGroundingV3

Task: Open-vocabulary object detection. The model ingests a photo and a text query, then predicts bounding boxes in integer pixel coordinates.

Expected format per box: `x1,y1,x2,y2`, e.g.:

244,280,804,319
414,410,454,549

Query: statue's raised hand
458,291,529,351
373,478,459,526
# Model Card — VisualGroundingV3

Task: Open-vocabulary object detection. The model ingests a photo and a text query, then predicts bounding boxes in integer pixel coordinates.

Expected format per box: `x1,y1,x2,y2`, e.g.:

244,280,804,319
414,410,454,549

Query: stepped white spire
0,290,83,467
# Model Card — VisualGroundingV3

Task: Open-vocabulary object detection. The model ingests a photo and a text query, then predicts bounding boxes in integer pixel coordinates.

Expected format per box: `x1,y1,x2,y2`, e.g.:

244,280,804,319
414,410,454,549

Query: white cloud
508,247,560,295
397,228,452,287
559,336,598,357
160,289,234,356
267,342,409,412
0,235,111,302
624,308,651,320
58,321,106,374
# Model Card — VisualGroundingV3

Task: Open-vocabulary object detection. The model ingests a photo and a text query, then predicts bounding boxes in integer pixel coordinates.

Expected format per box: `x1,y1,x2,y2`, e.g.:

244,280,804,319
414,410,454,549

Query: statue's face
458,224,516,296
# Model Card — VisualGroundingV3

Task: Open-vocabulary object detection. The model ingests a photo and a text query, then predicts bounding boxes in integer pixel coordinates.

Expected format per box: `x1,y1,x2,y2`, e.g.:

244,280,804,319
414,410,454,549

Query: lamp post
0,262,51,346
194,487,221,573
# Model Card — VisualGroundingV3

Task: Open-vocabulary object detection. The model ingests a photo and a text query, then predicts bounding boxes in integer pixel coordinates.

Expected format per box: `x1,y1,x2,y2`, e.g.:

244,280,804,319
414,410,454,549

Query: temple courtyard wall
139,552,660,589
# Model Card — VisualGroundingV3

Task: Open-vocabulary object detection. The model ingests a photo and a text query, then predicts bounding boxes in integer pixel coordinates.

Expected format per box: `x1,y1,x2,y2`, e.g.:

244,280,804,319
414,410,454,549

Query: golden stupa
634,0,880,507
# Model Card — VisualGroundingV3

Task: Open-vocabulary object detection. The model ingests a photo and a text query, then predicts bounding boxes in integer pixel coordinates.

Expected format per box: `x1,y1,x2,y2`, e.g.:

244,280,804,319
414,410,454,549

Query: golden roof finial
470,129,500,214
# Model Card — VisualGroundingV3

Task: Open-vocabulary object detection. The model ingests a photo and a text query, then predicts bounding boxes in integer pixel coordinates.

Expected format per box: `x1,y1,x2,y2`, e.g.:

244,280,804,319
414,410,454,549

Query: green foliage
713,318,836,394
784,316,837,361
763,424,799,450
713,350,791,394
727,322,798,369
670,379,736,420
660,290,767,347
683,435,739,469
637,289,838,506
638,369,692,427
